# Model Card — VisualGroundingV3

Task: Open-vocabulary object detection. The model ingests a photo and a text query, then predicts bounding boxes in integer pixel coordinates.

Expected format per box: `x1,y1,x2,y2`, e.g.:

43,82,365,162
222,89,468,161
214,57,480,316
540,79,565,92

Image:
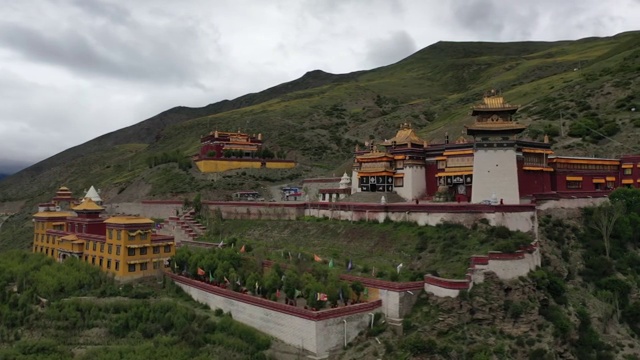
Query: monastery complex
330,91,640,204
32,186,176,280
194,130,296,173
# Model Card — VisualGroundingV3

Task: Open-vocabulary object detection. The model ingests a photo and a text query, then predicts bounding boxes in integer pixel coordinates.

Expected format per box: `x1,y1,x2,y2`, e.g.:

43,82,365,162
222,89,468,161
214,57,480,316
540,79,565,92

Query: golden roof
465,122,526,131
60,234,79,241
472,94,519,112
383,123,425,145
356,150,394,160
58,186,70,191
33,211,74,218
104,216,154,225
72,198,105,211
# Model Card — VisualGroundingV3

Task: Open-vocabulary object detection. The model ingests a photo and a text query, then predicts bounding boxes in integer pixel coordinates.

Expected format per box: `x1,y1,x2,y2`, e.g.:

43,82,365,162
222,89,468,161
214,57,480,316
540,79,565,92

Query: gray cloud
364,31,417,68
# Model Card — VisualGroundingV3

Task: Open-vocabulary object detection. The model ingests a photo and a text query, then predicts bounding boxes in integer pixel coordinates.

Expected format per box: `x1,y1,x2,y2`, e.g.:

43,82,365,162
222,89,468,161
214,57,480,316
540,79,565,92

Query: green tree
351,281,364,302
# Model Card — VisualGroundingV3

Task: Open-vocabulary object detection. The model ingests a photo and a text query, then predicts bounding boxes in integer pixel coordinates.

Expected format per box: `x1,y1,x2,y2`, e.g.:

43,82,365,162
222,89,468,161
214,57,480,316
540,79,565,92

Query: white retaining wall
174,280,380,358
307,208,536,233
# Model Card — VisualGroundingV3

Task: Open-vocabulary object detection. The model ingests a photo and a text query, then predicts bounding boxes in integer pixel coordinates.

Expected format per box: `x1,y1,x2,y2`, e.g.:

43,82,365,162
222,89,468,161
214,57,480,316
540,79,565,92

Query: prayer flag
298,252,301,259
224,276,230,284
339,288,344,303
314,254,322,262
288,251,292,261
255,281,259,292
236,278,242,286
396,263,403,274
347,259,353,271
372,266,376,277
364,287,369,299
316,292,328,301
240,244,246,253
197,267,205,276
276,289,281,298
329,259,334,268
294,289,302,298
174,261,178,270
217,241,224,248
209,271,214,282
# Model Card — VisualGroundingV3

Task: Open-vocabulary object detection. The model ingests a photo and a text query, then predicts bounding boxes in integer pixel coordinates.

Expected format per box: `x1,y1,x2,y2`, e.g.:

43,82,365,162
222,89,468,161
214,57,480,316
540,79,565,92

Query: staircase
158,209,208,246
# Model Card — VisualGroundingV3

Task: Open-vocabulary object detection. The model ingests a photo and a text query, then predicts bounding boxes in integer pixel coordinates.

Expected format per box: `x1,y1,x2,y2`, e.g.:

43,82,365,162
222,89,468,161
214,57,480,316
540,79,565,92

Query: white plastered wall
471,149,520,204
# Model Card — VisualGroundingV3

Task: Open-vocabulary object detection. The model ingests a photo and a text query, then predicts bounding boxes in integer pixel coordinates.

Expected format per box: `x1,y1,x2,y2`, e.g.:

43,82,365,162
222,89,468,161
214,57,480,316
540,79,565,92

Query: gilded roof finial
543,134,549,143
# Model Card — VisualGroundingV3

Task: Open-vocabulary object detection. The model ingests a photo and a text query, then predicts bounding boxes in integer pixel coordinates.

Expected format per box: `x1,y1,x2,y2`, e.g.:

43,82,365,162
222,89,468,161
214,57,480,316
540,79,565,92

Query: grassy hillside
0,251,272,359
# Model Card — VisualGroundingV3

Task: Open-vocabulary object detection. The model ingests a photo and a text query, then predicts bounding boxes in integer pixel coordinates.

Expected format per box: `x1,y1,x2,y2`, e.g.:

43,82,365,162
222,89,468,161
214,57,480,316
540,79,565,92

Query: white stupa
339,172,351,189
83,186,102,205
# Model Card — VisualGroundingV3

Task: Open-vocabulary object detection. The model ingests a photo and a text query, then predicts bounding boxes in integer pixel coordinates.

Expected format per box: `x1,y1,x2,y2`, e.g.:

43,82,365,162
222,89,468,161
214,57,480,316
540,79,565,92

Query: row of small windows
35,237,170,256
554,163,617,171
107,229,149,241
35,247,165,272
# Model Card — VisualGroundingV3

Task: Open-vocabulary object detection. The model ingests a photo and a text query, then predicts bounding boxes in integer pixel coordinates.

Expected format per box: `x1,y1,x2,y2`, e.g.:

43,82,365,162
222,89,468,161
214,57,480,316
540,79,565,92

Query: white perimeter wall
306,208,536,233
396,166,425,202
473,251,541,282
472,149,520,204
375,289,422,319
424,284,465,298
174,281,379,358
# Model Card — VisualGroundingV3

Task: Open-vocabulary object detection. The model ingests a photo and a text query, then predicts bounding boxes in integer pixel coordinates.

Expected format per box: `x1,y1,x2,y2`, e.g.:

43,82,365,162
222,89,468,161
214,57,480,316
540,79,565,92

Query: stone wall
168,273,381,358
424,244,541,298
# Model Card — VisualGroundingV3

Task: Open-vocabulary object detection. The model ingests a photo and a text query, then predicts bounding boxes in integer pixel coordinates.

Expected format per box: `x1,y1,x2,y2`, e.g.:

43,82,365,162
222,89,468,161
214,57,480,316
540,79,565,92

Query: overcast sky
0,0,639,173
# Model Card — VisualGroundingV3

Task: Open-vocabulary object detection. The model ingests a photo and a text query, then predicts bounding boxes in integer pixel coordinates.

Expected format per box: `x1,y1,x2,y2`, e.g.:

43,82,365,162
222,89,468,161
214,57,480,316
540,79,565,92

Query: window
567,181,582,189
128,264,135,272
153,261,159,269
93,242,97,251
140,262,148,271
45,249,49,255
116,245,121,256
140,247,147,255
624,168,632,175
437,160,446,170
394,177,404,187
115,261,120,271
100,243,104,253
128,248,135,256
116,230,121,240
108,244,112,254
84,256,88,262
85,241,89,250
108,229,113,239
141,232,148,240
607,181,615,189
91,257,95,265
153,246,160,254
128,233,135,241
107,260,111,269
82,224,87,233
99,258,103,267
164,245,171,253
75,223,79,233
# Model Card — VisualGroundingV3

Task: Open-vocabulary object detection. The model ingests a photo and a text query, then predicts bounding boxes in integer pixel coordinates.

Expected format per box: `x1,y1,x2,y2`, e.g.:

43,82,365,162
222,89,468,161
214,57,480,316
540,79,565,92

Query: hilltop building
194,130,296,173
349,92,640,204
32,186,175,280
